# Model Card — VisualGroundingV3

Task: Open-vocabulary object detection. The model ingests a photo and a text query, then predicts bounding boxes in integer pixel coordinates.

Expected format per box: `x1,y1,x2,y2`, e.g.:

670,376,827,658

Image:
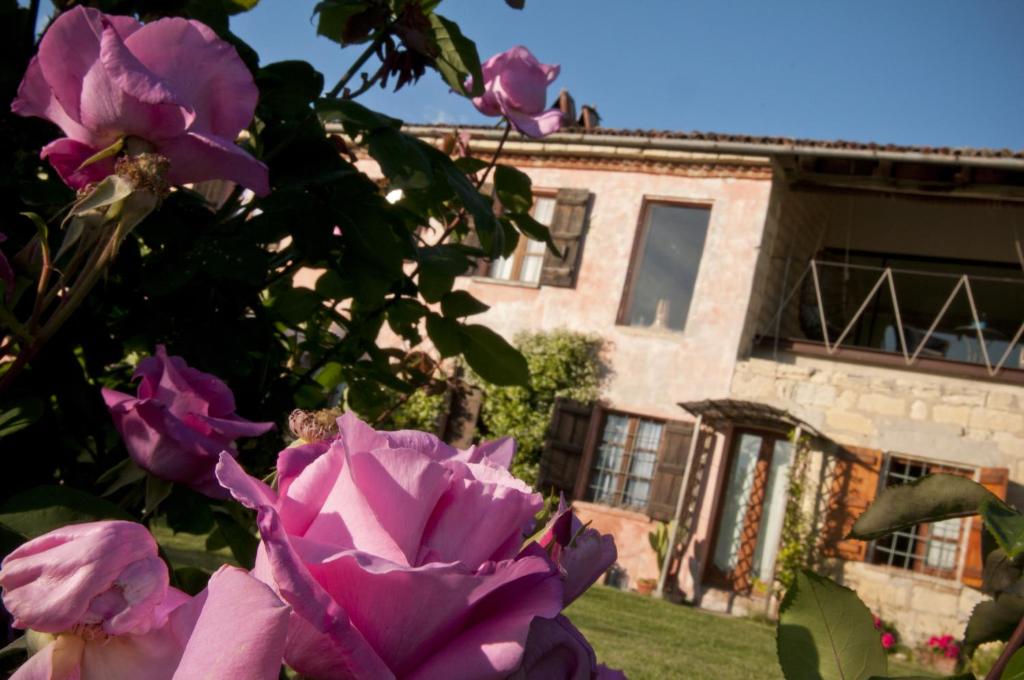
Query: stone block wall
729,350,1024,643
573,501,661,589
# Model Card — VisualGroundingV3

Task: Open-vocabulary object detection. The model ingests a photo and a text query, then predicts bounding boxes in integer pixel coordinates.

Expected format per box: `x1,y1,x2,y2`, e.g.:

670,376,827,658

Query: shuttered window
587,414,663,509
822,447,1008,587
467,187,591,287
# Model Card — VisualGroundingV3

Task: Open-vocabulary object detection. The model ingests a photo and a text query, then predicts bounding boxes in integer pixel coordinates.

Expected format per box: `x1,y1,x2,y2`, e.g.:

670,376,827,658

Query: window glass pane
713,434,761,571
518,241,546,284
753,440,794,581
624,204,710,331
489,255,514,280
533,196,556,225
588,415,628,504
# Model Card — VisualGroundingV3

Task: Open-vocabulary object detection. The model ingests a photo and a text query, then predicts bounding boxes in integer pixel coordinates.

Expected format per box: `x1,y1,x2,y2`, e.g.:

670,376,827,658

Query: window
620,202,711,331
870,456,972,577
587,413,664,509
487,195,556,285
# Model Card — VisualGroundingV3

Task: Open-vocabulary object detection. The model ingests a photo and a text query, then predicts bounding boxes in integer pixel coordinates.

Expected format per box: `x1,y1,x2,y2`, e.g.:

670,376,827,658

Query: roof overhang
678,398,822,438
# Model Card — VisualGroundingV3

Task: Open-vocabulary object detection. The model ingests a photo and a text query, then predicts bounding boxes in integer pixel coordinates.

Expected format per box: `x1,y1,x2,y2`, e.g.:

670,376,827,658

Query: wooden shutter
821,445,883,561
539,188,590,288
647,421,695,521
962,466,1010,588
537,399,594,499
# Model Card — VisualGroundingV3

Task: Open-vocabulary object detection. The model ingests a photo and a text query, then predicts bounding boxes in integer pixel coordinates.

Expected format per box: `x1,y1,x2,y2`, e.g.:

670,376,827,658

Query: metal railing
764,259,1024,377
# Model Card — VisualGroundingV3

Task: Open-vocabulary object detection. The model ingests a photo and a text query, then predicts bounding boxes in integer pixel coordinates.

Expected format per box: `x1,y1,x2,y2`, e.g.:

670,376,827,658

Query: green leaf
315,362,346,390
144,474,174,516
777,570,887,680
869,675,975,680
1002,648,1024,680
173,566,212,596
441,290,489,318
0,399,43,439
315,0,380,45
267,286,324,325
505,0,525,7
982,547,1024,595
226,0,260,12
850,474,999,540
0,486,132,539
315,270,354,301
982,499,1024,559
427,13,484,97
494,165,533,213
212,512,258,569
963,594,1024,656
316,98,402,133
509,212,559,255
462,325,529,386
426,313,463,358
453,157,489,174
97,458,147,497
367,129,433,190
257,61,325,119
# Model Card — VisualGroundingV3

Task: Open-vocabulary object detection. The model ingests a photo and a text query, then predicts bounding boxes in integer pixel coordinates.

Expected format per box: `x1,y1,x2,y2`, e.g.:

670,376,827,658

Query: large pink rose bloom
469,46,563,138
102,345,273,498
11,6,269,194
0,521,290,680
216,412,567,679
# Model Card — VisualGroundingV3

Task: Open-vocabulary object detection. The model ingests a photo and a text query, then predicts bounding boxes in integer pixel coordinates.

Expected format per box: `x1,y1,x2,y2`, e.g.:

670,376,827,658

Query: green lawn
567,586,933,680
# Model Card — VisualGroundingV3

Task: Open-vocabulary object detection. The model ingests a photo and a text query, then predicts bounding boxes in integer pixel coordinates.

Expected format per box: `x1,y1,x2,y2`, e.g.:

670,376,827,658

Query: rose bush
470,46,563,138
102,345,273,498
216,412,621,679
0,522,289,680
12,6,268,194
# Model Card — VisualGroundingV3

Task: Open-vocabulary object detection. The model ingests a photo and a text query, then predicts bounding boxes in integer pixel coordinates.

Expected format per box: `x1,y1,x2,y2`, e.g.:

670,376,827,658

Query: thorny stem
985,614,1024,680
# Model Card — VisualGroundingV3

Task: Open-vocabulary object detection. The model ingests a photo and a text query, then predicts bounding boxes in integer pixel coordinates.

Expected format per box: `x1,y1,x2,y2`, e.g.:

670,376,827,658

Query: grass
567,586,935,680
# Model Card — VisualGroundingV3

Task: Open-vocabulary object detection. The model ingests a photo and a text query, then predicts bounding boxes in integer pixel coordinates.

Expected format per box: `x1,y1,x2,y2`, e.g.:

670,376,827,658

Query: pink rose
872,615,882,631
12,7,268,194
102,345,273,498
216,412,569,679
469,46,563,138
945,643,960,659
0,521,290,680
881,632,894,650
0,521,167,636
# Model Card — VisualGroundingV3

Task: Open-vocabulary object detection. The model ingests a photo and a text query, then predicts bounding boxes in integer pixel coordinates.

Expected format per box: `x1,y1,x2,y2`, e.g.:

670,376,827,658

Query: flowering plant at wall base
775,474,1024,680
872,615,901,655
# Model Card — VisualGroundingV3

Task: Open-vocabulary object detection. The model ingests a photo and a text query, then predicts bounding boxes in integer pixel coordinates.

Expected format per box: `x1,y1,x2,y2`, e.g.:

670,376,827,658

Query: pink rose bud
216,412,579,679
11,7,268,194
881,632,895,650
0,521,167,636
468,46,563,138
102,345,274,498
872,615,882,630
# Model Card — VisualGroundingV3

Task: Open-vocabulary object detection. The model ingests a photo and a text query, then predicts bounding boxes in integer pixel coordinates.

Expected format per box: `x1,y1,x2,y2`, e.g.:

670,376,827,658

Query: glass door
708,431,794,593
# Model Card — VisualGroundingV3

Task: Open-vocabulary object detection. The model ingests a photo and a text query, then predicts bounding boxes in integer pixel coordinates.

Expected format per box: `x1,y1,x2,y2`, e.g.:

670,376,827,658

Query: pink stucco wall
454,165,773,420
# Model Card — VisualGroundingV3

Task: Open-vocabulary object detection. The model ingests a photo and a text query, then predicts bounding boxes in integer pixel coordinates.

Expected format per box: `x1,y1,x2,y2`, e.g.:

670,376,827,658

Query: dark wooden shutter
821,445,883,561
647,420,695,521
537,398,594,499
962,466,1010,588
539,188,590,288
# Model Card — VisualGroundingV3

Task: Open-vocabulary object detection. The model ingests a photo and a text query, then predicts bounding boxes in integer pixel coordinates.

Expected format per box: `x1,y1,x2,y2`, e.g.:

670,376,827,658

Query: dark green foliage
472,329,604,484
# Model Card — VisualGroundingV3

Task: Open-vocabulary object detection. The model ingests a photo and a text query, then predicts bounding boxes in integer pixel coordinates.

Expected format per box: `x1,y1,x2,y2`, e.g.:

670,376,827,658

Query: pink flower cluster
872,614,897,651
928,634,960,659
2,350,625,678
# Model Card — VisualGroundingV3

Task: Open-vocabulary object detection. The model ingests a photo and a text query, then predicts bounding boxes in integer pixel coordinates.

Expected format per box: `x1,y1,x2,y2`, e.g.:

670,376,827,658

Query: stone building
360,121,1024,644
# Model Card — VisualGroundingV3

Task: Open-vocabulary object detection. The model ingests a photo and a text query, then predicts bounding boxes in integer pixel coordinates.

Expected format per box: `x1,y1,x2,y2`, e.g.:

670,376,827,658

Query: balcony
761,251,1024,382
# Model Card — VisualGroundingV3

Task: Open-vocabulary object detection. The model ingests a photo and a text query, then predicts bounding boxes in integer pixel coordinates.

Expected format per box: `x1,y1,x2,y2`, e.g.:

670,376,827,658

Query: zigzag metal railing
765,259,1024,377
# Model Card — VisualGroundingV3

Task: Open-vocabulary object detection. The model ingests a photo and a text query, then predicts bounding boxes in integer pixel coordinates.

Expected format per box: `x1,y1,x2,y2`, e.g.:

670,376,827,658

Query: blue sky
25,1,1024,149
229,0,1023,149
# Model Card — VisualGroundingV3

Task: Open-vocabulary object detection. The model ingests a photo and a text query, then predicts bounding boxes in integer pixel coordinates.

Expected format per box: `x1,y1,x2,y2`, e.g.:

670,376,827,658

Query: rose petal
504,107,564,139
156,131,269,196
40,138,115,190
124,18,258,138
